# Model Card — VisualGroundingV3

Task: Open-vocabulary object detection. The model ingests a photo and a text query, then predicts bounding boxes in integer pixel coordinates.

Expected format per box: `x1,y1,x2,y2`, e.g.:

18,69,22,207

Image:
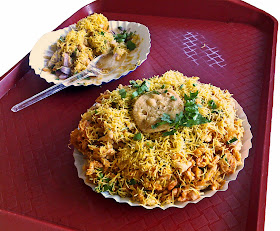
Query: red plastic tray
0,0,277,230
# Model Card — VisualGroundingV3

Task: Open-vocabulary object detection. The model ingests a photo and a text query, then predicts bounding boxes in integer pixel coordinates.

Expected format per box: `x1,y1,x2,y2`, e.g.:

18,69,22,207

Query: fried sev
70,70,244,206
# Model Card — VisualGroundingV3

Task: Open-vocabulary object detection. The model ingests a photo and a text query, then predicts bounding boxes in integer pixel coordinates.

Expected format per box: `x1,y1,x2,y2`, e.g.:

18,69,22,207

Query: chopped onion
63,53,71,67
59,73,68,80
60,66,71,75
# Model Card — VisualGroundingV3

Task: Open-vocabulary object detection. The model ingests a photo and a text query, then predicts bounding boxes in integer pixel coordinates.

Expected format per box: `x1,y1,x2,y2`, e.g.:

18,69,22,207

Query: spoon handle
11,70,94,112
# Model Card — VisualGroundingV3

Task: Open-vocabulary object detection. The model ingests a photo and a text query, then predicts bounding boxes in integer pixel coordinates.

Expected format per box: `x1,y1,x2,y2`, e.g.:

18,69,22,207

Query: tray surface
0,1,277,231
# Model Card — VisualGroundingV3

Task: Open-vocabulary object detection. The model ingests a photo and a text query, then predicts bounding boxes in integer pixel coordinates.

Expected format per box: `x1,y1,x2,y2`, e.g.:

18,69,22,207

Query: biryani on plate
70,70,251,208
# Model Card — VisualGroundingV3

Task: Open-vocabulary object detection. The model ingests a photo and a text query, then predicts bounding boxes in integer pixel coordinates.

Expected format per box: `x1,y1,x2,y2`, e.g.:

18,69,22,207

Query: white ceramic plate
73,99,252,209
29,21,151,86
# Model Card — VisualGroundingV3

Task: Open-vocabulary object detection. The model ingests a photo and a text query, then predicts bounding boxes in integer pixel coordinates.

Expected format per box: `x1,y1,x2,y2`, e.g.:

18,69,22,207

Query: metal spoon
11,52,126,112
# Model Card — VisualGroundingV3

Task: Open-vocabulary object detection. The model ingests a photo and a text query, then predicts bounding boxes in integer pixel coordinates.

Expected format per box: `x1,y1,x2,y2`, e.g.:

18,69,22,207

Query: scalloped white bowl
29,21,151,86
73,99,252,209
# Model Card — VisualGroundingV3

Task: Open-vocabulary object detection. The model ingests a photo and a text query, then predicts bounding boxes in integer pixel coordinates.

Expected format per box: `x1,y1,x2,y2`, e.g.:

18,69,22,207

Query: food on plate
133,89,184,133
70,70,244,206
44,13,139,79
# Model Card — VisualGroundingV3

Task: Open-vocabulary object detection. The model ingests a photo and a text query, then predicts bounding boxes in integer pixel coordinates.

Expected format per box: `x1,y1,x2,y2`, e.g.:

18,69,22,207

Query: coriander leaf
59,36,65,42
152,91,210,136
131,80,150,98
114,29,136,51
227,137,238,144
184,91,198,100
161,84,165,89
174,112,184,124
103,185,113,192
139,80,150,92
151,121,168,129
119,89,127,98
161,113,173,123
179,84,184,89
133,132,142,141
163,129,177,136
126,40,136,51
98,172,104,179
190,90,199,99
131,91,139,99
170,96,177,101
208,100,217,109
128,179,137,185
151,90,160,95
129,80,139,88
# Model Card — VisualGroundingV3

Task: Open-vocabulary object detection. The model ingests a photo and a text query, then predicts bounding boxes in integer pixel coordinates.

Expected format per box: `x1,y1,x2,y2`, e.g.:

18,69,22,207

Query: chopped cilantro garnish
151,121,166,129
130,80,139,88
126,40,136,51
146,142,154,148
208,100,217,109
221,155,230,166
151,90,160,95
131,80,150,99
161,113,173,123
128,179,137,185
133,132,142,141
113,29,136,50
100,31,105,36
59,36,65,42
164,90,168,93
103,185,113,191
95,169,113,193
179,84,184,89
114,32,127,43
227,137,238,144
170,96,177,101
98,172,104,179
163,129,177,136
119,89,127,98
131,91,139,99
193,83,197,86
161,85,165,89
152,91,210,136
184,90,199,100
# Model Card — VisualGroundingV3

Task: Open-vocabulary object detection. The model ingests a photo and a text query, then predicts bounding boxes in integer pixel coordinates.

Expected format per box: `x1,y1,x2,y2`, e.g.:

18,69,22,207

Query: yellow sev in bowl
45,13,139,80
70,70,244,206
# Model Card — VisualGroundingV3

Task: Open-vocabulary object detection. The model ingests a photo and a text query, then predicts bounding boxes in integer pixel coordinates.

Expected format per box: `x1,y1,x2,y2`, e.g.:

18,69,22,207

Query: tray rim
0,0,278,230
0,209,73,231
